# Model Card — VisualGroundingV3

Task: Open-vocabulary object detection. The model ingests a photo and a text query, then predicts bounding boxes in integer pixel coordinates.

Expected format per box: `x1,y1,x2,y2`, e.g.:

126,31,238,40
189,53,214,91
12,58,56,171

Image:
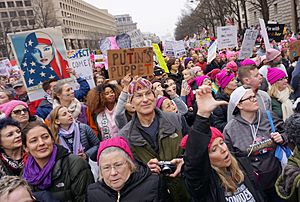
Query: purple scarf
58,122,83,155
23,145,57,190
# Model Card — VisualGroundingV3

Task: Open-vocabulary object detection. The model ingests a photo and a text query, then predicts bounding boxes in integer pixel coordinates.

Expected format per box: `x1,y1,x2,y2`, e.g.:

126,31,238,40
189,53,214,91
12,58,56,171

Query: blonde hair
0,176,33,198
268,82,293,97
212,154,244,193
49,106,64,143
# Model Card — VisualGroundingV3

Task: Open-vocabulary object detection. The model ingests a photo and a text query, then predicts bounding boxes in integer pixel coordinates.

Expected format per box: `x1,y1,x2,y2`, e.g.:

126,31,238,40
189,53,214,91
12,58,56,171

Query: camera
158,161,176,175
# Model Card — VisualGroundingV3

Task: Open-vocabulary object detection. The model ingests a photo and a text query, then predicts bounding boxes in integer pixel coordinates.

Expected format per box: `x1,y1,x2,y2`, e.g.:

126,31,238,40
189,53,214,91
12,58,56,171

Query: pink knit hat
226,61,238,72
267,68,286,85
240,59,256,67
128,78,152,98
266,48,281,62
195,75,209,86
156,96,168,109
208,127,224,150
97,136,134,162
226,51,236,60
0,100,28,117
207,69,221,81
216,71,235,89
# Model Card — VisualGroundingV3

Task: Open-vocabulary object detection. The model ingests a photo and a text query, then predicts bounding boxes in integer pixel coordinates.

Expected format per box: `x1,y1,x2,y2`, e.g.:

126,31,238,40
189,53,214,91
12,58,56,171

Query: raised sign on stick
107,47,154,80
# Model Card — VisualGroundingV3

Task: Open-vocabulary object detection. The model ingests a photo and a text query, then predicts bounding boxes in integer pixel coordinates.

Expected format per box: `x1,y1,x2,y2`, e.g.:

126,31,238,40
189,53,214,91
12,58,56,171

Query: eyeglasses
132,90,153,100
12,108,28,115
240,95,257,103
101,161,127,174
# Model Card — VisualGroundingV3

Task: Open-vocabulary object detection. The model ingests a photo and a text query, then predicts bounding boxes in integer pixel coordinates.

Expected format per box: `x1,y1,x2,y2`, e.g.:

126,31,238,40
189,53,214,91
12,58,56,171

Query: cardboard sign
217,26,237,49
239,29,259,59
116,33,131,49
127,29,145,48
107,47,153,80
67,49,95,89
207,40,218,63
152,43,169,73
266,24,284,42
259,19,271,49
289,40,300,61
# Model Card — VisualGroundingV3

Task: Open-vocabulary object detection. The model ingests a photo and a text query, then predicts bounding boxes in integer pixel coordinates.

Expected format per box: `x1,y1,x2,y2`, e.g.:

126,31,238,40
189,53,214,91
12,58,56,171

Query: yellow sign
152,43,169,73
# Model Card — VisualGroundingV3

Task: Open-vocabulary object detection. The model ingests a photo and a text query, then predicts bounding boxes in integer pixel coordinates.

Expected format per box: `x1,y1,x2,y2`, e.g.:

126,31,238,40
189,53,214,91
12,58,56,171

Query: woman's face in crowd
209,137,231,168
202,78,212,86
161,99,177,113
25,126,54,163
0,92,9,104
0,125,22,152
237,90,259,112
175,59,181,66
103,87,116,104
198,54,204,62
32,44,54,66
152,82,164,97
182,70,192,81
276,77,288,91
225,78,237,91
10,105,29,125
100,151,132,191
56,107,73,126
58,84,75,102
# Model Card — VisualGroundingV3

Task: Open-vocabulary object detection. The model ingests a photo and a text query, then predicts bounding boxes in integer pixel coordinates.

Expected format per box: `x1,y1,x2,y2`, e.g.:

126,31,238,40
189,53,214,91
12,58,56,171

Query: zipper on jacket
117,191,120,202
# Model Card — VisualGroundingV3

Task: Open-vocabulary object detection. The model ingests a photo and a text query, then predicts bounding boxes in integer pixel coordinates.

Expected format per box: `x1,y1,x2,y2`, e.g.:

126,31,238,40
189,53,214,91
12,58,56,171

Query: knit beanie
216,71,235,89
195,75,209,86
226,61,238,72
128,78,152,98
226,51,236,60
267,68,286,85
240,59,256,67
207,69,221,81
266,48,281,62
0,100,28,117
184,57,193,67
208,127,224,151
156,96,168,109
97,136,134,162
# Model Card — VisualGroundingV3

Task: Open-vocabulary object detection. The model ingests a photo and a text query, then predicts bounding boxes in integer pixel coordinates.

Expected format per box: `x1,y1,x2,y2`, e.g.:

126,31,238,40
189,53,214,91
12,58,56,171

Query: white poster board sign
239,29,259,59
163,41,175,57
217,26,237,49
173,40,186,58
207,40,218,63
127,29,145,48
0,59,11,76
259,19,271,50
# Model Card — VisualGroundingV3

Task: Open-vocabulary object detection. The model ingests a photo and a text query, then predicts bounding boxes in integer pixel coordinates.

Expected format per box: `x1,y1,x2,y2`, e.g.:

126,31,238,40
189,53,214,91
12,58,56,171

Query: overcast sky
84,0,193,39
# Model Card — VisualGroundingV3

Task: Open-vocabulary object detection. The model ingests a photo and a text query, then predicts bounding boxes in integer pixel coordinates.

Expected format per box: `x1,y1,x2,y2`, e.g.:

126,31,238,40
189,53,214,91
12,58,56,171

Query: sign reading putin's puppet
107,47,153,80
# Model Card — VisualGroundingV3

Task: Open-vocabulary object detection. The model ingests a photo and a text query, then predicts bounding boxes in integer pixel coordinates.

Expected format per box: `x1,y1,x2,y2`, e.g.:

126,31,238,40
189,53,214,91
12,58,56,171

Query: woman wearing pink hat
267,68,294,121
87,136,170,201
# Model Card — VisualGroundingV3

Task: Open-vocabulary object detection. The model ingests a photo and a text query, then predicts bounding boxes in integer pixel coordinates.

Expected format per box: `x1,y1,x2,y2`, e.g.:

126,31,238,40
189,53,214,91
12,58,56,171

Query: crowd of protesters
1,31,300,202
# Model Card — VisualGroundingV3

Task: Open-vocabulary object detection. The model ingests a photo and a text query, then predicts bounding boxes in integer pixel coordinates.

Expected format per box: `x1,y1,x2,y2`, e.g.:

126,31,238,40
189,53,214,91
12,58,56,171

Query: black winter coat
183,115,263,202
211,90,230,132
87,164,170,202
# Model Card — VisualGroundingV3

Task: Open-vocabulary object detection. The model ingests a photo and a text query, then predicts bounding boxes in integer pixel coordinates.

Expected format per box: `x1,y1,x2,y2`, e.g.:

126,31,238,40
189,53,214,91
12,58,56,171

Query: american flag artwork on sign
20,31,70,88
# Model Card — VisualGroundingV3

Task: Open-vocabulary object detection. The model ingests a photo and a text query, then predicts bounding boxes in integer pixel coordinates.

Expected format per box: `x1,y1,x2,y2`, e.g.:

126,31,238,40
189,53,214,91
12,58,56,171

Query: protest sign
67,49,95,89
8,27,73,101
0,59,11,76
259,19,271,50
152,43,169,73
173,40,186,58
99,37,111,55
107,47,153,80
127,29,145,48
207,40,218,63
163,41,175,57
144,40,152,47
266,24,285,42
239,29,259,59
217,26,237,49
116,33,131,49
289,40,300,61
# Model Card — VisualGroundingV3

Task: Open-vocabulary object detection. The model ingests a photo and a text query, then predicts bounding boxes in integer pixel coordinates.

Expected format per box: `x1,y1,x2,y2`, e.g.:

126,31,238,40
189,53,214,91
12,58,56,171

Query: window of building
28,19,35,25
7,1,14,7
12,21,19,27
3,21,10,27
9,11,17,18
20,20,27,26
254,11,257,20
16,1,23,7
1,12,8,18
18,10,25,16
24,1,31,7
0,2,5,8
27,10,34,16
274,3,278,15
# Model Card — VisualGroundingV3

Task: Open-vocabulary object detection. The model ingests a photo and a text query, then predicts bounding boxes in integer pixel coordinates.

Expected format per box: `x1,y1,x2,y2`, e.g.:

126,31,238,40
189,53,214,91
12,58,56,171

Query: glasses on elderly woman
101,161,127,174
12,108,28,115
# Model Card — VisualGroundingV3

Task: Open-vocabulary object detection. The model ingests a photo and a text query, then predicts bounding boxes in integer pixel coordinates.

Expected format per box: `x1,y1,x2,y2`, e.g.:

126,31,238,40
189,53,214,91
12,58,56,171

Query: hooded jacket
223,110,286,190
87,164,170,202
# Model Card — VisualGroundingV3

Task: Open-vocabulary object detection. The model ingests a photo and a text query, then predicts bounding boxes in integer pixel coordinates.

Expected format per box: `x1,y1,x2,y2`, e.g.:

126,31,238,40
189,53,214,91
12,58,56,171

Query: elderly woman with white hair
87,136,170,202
224,85,287,201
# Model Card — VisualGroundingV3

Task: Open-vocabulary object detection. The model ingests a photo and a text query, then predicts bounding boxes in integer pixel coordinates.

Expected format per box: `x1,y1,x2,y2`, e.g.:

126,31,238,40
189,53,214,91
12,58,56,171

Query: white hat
228,86,253,115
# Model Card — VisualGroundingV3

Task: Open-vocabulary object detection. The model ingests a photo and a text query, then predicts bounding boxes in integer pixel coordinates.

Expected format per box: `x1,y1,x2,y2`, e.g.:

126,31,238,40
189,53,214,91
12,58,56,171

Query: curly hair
86,83,120,117
284,113,300,145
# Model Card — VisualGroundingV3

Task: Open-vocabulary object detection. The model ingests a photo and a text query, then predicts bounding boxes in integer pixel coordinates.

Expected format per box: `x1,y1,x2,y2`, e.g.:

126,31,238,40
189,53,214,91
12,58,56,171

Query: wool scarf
274,88,294,121
23,145,57,190
58,122,83,155
53,98,82,120
0,152,23,176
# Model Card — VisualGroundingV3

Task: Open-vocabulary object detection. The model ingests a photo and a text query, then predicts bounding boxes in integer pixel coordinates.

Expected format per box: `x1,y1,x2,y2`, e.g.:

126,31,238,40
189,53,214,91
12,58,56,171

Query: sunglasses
12,108,28,115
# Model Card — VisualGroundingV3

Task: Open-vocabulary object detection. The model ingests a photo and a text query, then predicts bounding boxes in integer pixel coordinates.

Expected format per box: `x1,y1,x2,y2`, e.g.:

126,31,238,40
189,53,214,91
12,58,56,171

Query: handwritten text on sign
107,47,154,80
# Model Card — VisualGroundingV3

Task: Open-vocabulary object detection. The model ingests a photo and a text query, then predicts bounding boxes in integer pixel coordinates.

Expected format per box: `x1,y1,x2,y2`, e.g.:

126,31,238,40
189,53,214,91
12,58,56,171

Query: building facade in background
115,14,137,34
